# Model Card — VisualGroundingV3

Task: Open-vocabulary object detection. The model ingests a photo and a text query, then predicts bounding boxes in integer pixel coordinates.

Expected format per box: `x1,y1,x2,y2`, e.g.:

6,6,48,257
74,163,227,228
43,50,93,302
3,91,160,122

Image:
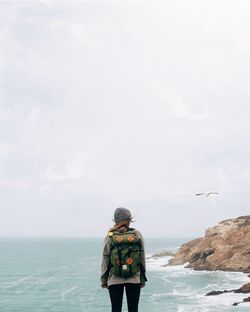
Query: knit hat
114,207,132,223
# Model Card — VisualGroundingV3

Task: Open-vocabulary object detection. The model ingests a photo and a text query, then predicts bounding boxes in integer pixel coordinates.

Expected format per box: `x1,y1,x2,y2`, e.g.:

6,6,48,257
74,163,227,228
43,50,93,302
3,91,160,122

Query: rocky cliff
168,216,250,273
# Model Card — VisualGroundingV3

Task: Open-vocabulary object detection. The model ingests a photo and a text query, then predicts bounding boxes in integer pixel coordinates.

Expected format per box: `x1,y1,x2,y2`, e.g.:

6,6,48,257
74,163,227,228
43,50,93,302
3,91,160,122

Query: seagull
195,192,219,197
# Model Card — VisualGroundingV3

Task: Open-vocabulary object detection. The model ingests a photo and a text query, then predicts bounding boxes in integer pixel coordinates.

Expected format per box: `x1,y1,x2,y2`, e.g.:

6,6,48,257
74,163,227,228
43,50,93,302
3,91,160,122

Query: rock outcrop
205,283,250,306
149,250,176,258
205,282,250,296
168,216,250,273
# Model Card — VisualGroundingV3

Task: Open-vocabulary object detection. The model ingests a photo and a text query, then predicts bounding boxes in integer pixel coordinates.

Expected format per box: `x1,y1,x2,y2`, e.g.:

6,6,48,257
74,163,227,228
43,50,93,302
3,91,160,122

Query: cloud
0,1,250,236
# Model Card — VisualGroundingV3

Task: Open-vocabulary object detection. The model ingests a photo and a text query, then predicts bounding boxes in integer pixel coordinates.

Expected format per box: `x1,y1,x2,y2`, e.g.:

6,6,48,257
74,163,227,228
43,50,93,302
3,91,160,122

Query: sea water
0,238,249,312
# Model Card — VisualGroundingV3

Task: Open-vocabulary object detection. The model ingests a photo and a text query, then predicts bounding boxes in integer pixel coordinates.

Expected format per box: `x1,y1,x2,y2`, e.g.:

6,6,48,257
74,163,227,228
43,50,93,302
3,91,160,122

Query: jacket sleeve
137,231,147,285
100,235,111,287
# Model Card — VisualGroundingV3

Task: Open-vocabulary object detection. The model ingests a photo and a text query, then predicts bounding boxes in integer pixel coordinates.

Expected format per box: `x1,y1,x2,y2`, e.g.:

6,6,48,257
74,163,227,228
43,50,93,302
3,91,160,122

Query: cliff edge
168,216,250,273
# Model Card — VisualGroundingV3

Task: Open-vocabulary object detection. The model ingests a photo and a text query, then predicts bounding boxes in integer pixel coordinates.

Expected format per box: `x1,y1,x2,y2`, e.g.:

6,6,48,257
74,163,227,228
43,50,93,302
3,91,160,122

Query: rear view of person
100,207,147,312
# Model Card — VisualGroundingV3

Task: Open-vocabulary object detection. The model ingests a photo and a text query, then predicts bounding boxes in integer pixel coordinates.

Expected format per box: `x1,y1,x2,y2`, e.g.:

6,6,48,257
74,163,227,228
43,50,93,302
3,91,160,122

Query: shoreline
148,250,250,307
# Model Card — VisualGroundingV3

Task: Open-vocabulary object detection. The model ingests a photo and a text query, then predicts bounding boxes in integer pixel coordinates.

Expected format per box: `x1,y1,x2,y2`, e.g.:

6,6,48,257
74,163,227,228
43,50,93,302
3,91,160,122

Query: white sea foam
1,274,34,289
200,292,250,311
149,286,250,311
146,253,250,311
35,276,55,285
146,255,175,270
176,305,212,312
14,284,33,294
60,285,77,302
146,255,191,276
147,254,249,282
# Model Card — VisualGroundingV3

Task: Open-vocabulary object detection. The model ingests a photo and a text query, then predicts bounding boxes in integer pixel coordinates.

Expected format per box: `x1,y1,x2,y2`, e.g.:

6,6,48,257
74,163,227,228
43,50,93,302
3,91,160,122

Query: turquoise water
0,238,250,312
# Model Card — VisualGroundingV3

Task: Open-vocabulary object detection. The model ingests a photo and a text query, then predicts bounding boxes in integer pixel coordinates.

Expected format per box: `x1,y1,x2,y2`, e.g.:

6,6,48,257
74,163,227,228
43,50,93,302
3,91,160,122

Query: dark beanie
114,207,132,223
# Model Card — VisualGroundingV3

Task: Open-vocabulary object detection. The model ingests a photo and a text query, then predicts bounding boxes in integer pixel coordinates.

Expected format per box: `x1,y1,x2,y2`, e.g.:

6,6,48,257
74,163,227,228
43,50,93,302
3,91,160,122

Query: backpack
109,229,141,279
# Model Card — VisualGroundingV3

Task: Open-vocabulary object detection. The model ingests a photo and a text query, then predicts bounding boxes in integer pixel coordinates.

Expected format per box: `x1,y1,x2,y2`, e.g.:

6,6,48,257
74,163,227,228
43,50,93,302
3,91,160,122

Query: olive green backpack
109,229,141,279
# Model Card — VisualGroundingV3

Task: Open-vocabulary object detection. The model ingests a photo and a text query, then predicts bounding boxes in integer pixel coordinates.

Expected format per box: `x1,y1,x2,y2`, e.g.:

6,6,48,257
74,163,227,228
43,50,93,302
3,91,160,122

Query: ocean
0,238,249,312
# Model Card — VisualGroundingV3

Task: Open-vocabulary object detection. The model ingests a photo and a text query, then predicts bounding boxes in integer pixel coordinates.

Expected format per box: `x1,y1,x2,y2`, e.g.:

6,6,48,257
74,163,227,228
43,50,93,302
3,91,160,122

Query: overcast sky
0,0,250,238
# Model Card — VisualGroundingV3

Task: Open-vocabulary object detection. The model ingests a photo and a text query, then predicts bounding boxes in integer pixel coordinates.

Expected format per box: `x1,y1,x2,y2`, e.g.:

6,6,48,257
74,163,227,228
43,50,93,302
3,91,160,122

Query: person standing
100,207,147,312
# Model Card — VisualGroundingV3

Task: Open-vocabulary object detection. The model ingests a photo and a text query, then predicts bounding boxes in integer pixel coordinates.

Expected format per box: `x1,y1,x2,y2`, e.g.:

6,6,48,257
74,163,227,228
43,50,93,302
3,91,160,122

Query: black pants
108,283,141,312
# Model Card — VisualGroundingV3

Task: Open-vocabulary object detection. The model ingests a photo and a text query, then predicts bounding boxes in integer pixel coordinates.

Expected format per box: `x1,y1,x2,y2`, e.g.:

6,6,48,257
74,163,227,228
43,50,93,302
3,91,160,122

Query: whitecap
35,276,55,285
1,274,34,289
202,291,250,308
146,255,173,271
60,285,77,302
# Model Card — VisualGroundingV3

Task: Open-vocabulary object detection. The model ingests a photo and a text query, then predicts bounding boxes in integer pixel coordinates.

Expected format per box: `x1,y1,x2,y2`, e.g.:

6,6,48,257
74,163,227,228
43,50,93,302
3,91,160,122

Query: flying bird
195,192,219,197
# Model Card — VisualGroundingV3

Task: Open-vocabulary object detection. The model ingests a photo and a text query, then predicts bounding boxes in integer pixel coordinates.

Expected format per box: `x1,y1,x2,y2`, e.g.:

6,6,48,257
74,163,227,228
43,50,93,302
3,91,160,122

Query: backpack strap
128,245,132,276
117,246,122,277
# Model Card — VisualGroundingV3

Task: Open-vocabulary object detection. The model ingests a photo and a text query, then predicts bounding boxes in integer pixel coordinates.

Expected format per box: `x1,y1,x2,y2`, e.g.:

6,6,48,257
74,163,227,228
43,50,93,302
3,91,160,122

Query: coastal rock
205,290,229,296
150,250,176,258
168,216,250,273
233,297,250,306
205,283,250,296
205,283,250,306
234,282,250,293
